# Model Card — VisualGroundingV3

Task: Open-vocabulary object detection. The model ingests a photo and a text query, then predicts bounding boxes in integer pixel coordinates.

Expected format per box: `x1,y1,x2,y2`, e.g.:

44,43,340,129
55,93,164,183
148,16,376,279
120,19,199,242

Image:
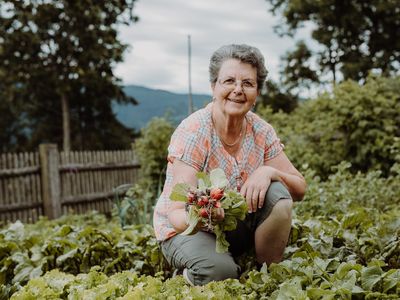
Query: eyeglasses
218,77,257,92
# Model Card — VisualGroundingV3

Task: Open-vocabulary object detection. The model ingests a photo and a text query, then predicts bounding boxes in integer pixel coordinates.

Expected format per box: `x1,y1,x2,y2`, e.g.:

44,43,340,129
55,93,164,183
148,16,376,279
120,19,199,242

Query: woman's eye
224,79,235,84
243,81,255,87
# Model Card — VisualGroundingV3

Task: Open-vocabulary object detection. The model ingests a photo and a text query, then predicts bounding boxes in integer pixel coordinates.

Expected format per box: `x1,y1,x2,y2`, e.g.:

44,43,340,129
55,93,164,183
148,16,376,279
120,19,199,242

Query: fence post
39,144,61,219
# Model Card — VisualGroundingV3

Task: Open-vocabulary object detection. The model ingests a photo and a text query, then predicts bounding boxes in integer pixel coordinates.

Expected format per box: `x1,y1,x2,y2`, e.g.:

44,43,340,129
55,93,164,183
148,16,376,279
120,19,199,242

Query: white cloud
114,0,312,94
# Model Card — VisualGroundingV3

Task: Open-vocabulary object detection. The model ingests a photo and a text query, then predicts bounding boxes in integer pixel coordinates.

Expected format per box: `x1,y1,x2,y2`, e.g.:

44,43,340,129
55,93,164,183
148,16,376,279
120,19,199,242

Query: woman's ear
211,82,216,92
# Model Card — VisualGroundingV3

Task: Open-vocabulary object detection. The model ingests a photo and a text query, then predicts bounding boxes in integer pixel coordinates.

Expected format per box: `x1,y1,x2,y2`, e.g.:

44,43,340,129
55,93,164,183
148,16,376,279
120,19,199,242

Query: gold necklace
212,113,246,147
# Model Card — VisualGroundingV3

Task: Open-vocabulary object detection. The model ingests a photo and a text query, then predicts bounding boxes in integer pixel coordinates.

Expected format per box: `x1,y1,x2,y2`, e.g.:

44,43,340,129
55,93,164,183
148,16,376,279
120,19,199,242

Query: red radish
210,188,224,200
187,192,196,203
198,196,209,206
199,208,209,218
213,201,221,208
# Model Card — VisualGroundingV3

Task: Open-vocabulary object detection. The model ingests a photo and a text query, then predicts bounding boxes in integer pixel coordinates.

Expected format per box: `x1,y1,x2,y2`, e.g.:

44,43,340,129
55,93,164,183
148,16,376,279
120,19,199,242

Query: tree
280,40,319,94
0,0,138,152
256,80,298,113
257,41,318,111
0,87,28,152
267,0,400,85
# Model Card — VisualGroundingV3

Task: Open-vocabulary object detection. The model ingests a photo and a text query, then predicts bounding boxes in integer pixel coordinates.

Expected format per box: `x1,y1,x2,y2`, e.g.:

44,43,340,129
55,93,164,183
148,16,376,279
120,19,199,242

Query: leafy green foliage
2,162,400,298
257,80,299,114
267,0,400,85
291,163,400,270
280,40,319,95
0,0,138,151
112,184,146,227
257,76,400,177
10,269,255,300
0,213,166,299
122,117,174,225
134,117,175,188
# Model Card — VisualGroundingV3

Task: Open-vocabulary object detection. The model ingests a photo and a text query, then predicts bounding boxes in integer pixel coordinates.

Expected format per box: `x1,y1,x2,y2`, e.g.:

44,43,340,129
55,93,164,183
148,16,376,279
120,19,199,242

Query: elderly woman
153,44,306,286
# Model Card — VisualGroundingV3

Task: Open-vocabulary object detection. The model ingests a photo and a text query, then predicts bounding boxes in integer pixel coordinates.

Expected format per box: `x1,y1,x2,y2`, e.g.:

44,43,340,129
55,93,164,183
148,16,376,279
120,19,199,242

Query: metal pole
188,35,193,115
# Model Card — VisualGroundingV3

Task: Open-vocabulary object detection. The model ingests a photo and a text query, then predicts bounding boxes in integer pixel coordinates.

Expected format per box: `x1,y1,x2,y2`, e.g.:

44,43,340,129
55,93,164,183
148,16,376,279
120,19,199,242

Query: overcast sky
114,0,312,95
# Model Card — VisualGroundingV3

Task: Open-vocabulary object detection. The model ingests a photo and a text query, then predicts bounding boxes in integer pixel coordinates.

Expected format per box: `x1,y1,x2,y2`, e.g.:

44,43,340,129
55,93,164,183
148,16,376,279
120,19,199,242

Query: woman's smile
226,97,246,104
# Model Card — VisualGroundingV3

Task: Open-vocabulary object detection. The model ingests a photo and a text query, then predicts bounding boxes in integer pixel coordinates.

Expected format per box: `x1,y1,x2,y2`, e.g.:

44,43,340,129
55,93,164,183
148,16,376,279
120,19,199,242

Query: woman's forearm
263,152,307,201
167,159,199,232
273,168,306,201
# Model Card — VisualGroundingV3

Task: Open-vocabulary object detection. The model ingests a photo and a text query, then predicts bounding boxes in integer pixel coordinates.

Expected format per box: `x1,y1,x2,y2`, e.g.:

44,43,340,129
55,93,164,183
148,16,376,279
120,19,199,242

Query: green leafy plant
113,183,154,227
133,117,174,202
112,184,135,227
0,214,166,299
2,164,400,299
115,117,174,226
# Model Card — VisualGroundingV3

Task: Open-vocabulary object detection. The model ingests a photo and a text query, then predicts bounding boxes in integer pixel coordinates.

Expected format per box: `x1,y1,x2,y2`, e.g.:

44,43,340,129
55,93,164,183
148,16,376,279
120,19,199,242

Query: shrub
258,75,400,177
117,117,174,225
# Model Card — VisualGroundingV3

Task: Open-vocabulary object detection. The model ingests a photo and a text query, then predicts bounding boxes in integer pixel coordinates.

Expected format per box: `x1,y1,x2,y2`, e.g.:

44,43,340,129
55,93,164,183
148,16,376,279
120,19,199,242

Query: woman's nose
232,83,243,94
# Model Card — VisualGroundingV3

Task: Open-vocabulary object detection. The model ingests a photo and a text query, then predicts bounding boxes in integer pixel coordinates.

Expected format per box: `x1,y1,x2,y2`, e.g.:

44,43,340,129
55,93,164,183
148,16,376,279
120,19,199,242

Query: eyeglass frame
217,77,258,92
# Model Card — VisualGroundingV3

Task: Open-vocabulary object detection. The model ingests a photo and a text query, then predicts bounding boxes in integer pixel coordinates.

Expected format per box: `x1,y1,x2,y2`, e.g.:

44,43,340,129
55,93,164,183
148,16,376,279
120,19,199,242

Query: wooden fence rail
0,144,140,224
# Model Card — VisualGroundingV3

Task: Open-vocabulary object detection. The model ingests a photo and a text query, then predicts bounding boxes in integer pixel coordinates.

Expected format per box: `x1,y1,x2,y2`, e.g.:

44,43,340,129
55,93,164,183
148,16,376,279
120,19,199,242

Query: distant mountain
112,85,211,130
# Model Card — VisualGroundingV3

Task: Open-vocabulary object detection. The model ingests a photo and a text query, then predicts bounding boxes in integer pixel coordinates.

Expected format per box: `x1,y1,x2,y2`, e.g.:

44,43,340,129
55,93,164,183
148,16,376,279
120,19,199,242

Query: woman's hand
194,207,224,232
240,152,307,212
240,166,277,213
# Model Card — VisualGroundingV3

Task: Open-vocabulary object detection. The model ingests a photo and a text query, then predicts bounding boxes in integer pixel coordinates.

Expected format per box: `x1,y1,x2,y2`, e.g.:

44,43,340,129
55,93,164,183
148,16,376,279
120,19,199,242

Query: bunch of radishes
170,168,248,253
186,187,224,219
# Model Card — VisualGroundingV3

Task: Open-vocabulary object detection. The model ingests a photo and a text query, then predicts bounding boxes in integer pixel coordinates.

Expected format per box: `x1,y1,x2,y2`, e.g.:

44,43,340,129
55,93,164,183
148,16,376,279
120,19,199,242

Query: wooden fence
0,144,140,224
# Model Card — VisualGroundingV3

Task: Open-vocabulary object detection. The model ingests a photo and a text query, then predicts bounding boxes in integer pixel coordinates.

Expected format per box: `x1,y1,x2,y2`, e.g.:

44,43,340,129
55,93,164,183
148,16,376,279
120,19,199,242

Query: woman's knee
189,254,239,285
270,198,293,221
255,182,292,224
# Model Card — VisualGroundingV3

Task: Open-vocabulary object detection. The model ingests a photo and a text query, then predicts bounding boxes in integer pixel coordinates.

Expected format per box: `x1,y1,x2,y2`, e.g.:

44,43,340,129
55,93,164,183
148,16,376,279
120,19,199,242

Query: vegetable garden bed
1,164,399,299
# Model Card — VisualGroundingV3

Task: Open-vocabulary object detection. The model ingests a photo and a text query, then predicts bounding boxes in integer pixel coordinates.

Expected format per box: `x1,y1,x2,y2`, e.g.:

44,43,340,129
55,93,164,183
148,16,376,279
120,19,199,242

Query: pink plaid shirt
153,102,283,241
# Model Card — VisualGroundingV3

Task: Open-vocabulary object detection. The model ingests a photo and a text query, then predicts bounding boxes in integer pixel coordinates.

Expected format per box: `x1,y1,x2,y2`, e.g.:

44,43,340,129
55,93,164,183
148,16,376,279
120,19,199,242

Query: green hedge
257,76,400,178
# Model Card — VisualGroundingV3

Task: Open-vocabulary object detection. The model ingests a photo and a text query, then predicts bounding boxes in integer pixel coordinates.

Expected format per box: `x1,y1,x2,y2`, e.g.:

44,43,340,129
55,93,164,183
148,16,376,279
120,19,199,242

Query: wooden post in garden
39,144,61,219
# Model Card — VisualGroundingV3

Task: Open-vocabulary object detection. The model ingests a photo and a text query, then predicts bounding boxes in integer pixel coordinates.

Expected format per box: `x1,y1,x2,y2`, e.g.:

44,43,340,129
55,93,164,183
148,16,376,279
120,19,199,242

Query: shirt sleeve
167,120,208,171
264,124,284,163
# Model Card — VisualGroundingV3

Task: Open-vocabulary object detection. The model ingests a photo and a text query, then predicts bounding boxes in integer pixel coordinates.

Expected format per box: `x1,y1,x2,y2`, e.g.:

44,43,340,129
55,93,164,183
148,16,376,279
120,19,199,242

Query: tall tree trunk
329,48,337,87
61,93,71,152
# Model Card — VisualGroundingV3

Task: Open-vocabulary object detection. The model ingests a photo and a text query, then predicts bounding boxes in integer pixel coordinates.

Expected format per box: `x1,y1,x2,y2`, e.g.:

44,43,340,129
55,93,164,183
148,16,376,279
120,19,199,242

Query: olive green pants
160,181,292,285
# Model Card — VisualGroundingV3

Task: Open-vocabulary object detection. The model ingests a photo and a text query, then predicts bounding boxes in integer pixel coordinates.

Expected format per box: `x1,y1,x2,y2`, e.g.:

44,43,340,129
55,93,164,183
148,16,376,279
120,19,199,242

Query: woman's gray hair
209,44,268,90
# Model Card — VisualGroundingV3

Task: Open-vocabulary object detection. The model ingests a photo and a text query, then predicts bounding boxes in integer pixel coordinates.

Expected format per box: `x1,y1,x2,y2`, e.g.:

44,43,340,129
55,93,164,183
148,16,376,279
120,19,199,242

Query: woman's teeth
228,98,244,103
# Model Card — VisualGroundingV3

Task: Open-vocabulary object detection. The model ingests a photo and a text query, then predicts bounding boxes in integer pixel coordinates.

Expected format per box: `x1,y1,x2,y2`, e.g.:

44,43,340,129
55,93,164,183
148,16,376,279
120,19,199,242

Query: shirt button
240,171,247,181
